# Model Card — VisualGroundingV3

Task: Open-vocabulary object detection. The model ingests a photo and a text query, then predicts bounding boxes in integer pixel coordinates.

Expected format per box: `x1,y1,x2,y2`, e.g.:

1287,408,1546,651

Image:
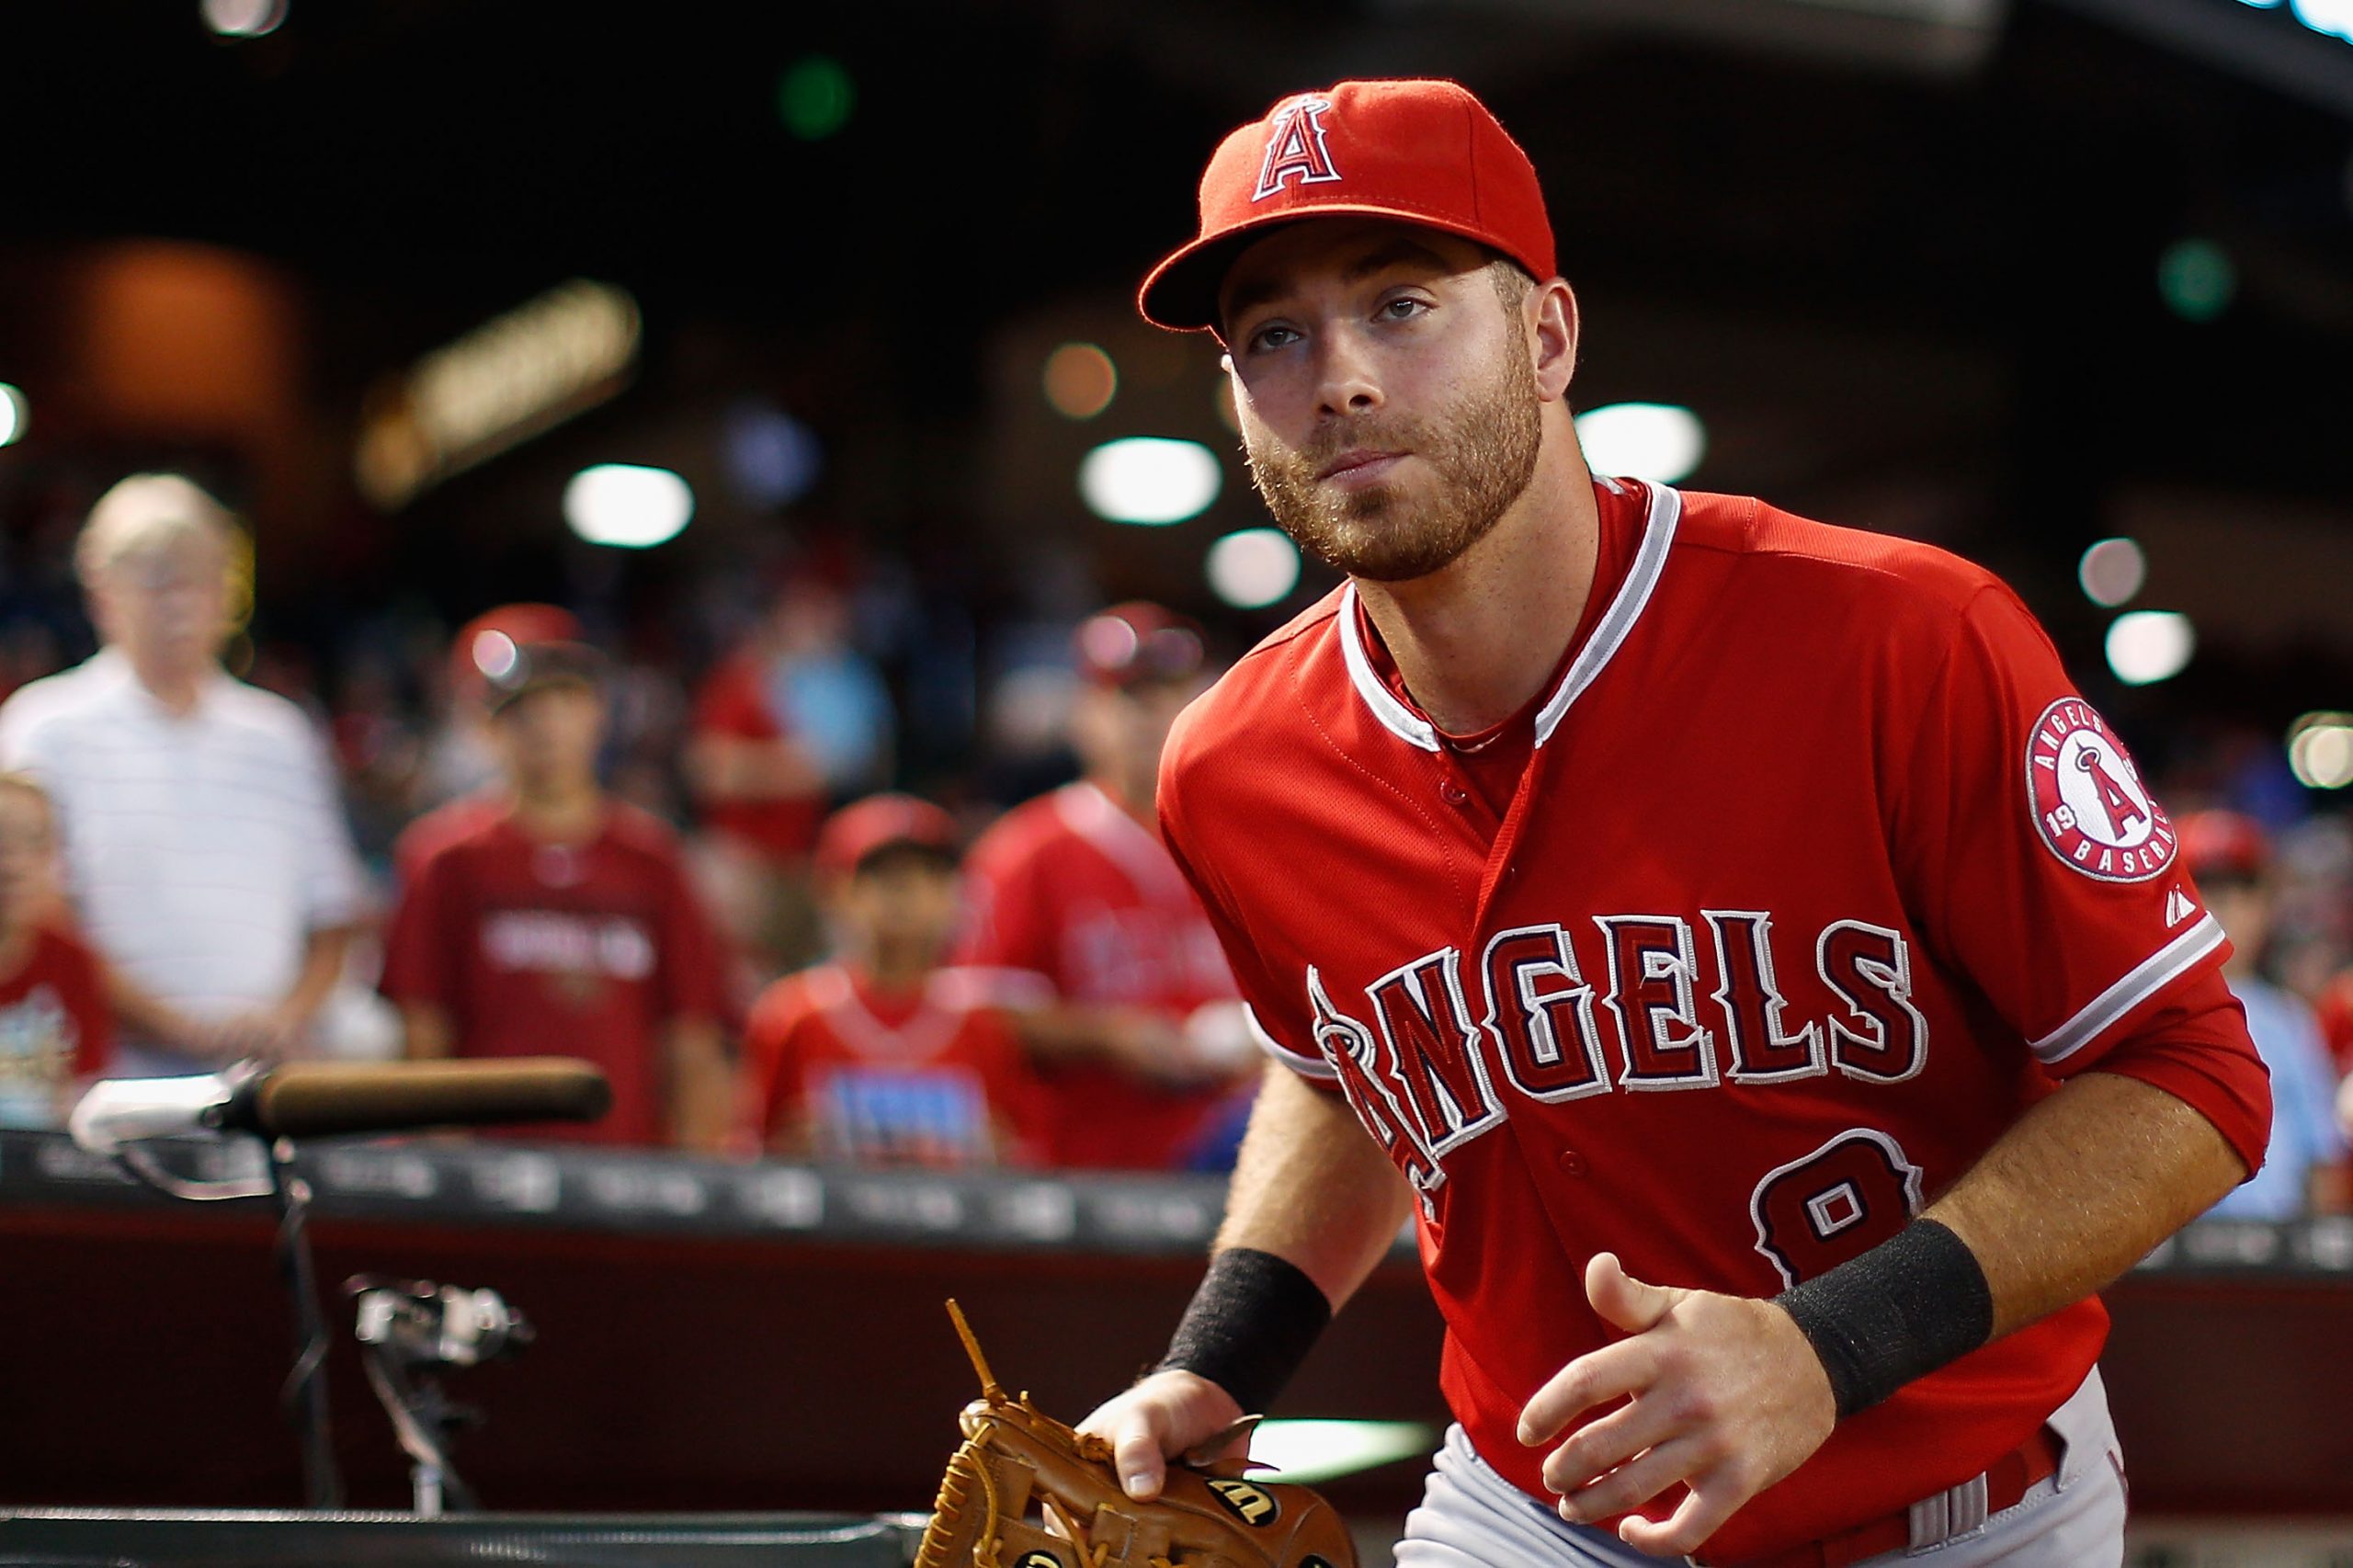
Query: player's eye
1245,323,1302,354
1377,295,1431,323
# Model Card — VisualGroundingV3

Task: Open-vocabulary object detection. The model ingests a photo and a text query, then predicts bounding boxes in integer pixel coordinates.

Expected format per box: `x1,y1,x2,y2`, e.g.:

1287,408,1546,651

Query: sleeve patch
2025,698,2178,883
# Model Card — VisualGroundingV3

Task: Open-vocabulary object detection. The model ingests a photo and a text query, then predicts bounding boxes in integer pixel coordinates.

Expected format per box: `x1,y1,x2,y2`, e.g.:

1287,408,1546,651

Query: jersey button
1440,781,1472,807
1556,1148,1589,1177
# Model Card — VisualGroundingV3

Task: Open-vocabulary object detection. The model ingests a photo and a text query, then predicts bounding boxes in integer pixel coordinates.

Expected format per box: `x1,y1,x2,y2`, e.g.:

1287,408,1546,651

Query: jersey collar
1336,480,1683,754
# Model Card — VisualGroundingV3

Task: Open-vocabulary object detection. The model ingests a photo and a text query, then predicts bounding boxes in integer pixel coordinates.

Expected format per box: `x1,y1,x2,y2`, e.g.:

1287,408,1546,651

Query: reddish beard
1243,347,1542,583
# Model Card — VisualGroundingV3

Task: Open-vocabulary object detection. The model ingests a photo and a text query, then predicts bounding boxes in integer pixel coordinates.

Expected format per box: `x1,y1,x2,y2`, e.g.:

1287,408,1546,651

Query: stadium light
2104,611,2195,686
0,383,26,448
2289,713,2353,790
1207,528,1301,609
1043,344,1118,420
2076,538,2147,608
1079,437,1222,526
563,465,694,549
1573,403,1707,483
201,0,287,37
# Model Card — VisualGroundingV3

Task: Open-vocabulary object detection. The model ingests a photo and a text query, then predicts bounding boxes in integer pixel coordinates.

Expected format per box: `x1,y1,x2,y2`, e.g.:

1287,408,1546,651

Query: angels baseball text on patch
2027,698,2177,882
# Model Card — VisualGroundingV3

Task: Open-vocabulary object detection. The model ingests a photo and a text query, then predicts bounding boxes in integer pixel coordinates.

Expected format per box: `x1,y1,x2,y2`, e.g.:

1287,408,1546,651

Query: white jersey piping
2029,912,2224,1064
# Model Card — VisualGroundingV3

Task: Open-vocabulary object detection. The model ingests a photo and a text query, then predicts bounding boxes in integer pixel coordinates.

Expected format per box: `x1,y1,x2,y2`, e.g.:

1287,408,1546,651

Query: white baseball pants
1392,1367,2126,1567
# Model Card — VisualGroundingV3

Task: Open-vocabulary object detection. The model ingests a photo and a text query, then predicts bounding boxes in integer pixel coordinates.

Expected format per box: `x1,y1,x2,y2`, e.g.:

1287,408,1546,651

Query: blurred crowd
0,473,2347,1210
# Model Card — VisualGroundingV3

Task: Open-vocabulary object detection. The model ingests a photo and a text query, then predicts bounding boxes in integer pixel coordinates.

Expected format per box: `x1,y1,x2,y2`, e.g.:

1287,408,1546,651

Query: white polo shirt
0,649,369,1070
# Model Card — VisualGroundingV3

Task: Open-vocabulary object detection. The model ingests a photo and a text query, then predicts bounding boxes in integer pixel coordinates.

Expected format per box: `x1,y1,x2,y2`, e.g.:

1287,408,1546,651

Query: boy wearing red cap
1083,79,2270,1568
380,606,732,1151
959,602,1257,1172
738,794,1045,1168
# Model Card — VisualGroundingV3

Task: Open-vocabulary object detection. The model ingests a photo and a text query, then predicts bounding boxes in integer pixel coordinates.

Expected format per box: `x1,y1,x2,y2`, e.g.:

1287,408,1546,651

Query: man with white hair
0,474,368,1076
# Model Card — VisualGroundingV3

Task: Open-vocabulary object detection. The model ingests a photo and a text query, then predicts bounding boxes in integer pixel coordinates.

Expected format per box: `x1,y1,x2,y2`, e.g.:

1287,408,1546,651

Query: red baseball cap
1074,602,1208,690
1138,78,1557,335
816,793,961,879
2177,811,2271,882
450,603,604,712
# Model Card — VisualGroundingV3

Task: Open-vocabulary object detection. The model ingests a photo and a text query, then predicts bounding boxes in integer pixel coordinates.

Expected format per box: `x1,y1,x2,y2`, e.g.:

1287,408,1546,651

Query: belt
1732,1426,2064,1568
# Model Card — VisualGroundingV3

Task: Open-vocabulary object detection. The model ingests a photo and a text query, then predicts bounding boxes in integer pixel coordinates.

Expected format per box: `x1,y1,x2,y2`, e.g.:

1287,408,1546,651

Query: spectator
0,474,367,1077
0,773,110,1125
379,605,733,1151
687,575,892,981
2185,811,2348,1216
960,602,1256,1171
738,793,1046,1168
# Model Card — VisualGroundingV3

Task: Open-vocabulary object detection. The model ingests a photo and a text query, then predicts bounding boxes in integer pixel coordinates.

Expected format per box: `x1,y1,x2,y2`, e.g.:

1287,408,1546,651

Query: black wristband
1772,1218,1994,1419
1157,1246,1333,1415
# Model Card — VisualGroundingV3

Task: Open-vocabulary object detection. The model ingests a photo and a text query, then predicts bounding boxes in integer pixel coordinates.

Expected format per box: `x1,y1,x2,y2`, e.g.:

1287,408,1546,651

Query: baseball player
1078,80,2272,1566
381,605,733,1151
738,792,1050,1169
959,603,1256,1170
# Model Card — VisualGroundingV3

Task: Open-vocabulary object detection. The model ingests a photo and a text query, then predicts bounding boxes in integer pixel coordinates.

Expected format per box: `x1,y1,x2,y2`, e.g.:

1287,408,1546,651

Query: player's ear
1532,279,1578,403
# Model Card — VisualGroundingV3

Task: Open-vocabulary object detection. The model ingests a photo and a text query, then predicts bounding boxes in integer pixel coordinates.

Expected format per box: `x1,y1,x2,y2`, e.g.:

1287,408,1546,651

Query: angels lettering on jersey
1301,909,1925,1199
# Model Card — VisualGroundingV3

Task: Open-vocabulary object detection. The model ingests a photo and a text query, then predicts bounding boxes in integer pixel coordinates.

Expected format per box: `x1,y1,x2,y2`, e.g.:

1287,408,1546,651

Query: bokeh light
201,0,286,37
2288,713,2353,791
2077,537,2147,608
778,57,855,141
2157,238,2235,323
1042,344,1117,420
1206,528,1301,609
722,401,823,508
1078,437,1222,525
563,464,695,549
2105,610,2195,686
0,383,26,448
1573,403,1707,483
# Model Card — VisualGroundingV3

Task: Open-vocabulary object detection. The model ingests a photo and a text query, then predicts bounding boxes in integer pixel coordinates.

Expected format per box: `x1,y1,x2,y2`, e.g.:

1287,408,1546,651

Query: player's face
835,851,962,959
1220,220,1543,583
0,786,57,928
489,680,608,790
93,533,233,676
1072,676,1206,809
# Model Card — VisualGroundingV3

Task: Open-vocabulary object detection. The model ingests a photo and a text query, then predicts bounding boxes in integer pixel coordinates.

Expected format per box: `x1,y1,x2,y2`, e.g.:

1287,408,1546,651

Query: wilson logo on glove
915,1301,1357,1568
1204,1478,1279,1526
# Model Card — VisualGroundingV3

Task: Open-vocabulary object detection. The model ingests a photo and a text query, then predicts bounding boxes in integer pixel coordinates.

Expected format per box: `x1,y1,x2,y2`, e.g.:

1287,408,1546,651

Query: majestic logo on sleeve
1252,97,1341,200
2027,699,2177,882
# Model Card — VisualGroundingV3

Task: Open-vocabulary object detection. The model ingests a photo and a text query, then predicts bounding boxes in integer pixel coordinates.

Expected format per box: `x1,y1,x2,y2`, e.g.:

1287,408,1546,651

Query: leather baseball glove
915,1301,1357,1568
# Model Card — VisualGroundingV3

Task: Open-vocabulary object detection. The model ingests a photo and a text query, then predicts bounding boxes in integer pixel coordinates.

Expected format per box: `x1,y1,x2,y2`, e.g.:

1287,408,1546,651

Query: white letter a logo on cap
1253,97,1341,201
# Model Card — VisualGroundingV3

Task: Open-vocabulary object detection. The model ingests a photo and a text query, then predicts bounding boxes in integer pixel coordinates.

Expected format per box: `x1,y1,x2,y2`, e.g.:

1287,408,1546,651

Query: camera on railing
349,1277,534,1370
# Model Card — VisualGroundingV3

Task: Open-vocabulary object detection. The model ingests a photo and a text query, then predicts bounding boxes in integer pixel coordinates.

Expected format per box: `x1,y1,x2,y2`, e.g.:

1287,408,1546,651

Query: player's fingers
1554,1436,1706,1526
1614,1461,1749,1559
1111,1409,1172,1500
1517,1340,1655,1447
1583,1251,1677,1336
1536,1392,1680,1495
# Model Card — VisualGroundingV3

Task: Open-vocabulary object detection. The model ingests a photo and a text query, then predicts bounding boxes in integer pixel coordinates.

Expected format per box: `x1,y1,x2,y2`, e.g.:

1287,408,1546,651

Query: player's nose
1311,326,1384,418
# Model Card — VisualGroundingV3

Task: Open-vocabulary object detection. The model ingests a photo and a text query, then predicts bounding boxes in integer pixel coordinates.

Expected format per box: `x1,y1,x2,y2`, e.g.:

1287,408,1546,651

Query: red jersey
381,801,729,1147
961,781,1242,1170
741,962,1048,1168
0,924,111,1127
691,652,824,861
1158,479,2271,1565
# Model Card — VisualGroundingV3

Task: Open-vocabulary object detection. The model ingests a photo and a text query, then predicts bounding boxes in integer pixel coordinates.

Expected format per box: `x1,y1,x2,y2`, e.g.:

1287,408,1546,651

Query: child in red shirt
0,773,112,1127
739,795,1047,1168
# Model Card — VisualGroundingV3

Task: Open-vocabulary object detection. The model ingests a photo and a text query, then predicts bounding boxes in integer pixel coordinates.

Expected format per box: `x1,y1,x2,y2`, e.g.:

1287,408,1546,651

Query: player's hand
1077,1369,1247,1501
1517,1252,1836,1560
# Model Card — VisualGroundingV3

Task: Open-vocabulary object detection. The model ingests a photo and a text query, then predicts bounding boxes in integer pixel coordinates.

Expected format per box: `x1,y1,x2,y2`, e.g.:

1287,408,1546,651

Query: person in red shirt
687,576,886,983
739,793,1046,1168
1080,81,2271,1568
0,772,110,1127
959,602,1258,1172
381,606,732,1151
